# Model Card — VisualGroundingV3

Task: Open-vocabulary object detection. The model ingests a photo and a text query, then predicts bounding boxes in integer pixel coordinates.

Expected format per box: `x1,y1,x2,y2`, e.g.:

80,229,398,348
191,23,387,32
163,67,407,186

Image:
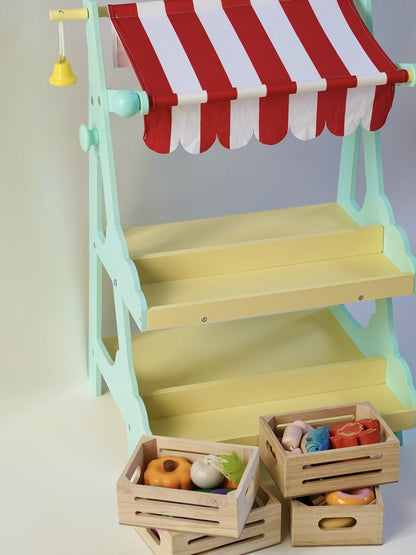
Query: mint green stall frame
78,0,416,452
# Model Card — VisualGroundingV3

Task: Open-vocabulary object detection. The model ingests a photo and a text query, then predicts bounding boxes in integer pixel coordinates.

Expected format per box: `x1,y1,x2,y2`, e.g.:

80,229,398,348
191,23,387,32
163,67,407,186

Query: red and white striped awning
108,0,409,154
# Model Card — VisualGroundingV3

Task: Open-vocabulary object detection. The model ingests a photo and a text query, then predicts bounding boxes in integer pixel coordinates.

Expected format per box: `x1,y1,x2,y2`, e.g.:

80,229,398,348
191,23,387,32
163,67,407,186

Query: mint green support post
334,124,416,423
338,127,416,274
332,1,416,427
354,0,373,32
82,0,151,452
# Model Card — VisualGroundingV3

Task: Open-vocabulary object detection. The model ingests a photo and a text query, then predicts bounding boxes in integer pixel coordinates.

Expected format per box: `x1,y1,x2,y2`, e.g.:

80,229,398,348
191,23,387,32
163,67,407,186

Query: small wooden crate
117,435,260,538
134,484,281,554
259,402,399,498
290,486,384,546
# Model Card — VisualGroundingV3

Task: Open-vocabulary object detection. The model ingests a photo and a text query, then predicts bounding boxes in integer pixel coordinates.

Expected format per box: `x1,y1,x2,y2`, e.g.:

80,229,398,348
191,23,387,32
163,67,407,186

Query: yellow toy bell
49,54,77,86
49,19,77,86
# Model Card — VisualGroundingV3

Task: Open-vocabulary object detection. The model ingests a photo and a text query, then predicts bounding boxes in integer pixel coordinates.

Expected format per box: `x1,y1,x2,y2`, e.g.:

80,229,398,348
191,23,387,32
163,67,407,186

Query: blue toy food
302,426,330,452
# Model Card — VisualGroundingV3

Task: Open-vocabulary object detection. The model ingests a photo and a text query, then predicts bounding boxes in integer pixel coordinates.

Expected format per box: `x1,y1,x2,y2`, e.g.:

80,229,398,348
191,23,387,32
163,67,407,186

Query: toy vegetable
144,455,193,489
191,451,247,489
190,456,224,489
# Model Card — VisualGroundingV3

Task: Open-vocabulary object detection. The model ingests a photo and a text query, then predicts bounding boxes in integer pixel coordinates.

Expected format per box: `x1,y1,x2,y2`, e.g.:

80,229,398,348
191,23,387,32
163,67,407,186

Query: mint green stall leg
338,128,415,273
83,0,151,449
330,299,416,414
112,289,151,453
88,139,104,396
335,2,416,434
395,431,403,445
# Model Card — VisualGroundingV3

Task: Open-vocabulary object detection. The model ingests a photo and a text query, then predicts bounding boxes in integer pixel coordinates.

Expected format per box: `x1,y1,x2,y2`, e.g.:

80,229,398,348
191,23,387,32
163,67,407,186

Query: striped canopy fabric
108,0,408,154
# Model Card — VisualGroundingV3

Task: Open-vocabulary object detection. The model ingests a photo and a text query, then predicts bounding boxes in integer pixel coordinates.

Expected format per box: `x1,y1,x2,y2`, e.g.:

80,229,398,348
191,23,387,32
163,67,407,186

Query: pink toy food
293,420,314,434
281,420,314,452
281,424,303,451
325,487,375,506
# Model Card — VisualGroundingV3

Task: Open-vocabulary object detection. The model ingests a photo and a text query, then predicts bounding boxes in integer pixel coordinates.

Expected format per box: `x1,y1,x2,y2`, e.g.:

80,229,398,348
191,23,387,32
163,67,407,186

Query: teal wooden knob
109,89,150,117
112,89,140,117
79,124,99,152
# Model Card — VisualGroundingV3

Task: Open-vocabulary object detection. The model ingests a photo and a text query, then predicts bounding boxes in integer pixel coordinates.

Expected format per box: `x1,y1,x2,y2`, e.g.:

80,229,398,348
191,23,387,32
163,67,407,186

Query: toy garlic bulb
191,456,224,489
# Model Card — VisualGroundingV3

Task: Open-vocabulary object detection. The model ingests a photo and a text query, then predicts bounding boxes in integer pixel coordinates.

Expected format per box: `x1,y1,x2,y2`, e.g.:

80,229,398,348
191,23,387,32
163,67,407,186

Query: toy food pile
144,451,247,492
278,418,381,455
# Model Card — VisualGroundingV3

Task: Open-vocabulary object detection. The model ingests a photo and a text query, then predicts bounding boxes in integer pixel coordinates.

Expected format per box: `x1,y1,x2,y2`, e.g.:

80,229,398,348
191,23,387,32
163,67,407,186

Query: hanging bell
49,54,77,86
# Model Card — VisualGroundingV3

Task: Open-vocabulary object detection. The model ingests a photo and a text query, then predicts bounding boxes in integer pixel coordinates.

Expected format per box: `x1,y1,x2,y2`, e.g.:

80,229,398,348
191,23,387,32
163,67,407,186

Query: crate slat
134,484,281,554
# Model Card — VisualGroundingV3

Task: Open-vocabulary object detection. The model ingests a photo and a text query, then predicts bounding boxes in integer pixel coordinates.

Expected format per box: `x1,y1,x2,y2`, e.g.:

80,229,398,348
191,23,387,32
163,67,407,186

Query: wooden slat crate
259,402,399,498
290,486,384,546
134,484,281,554
117,435,259,538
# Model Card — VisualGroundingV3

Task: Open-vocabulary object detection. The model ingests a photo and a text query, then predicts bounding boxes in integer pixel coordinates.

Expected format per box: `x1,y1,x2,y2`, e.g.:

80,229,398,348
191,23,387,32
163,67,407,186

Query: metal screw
201,316,208,322
358,294,364,301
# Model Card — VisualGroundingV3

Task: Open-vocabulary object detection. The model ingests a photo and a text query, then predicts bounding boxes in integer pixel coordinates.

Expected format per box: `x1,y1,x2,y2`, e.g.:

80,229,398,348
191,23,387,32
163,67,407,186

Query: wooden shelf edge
145,260,413,330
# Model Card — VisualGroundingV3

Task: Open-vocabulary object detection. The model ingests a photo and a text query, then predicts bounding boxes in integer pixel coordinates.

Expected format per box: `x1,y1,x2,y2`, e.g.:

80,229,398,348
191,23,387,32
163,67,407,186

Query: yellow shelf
149,385,414,445
104,308,415,444
124,203,414,330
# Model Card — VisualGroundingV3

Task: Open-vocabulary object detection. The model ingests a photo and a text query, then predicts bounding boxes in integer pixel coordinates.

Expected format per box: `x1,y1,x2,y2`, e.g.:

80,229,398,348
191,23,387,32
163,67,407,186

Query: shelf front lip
141,357,387,419
132,225,383,284
145,270,414,331
124,203,372,261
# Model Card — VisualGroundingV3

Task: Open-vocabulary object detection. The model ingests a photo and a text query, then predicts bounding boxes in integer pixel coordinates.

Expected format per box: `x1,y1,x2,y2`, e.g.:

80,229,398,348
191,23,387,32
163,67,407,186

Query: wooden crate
290,486,384,546
117,435,259,538
259,402,399,498
134,484,281,554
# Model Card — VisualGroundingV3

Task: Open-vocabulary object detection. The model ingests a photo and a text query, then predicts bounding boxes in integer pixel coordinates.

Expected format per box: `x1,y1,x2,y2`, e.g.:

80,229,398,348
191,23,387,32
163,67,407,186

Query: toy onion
191,451,247,488
190,456,224,489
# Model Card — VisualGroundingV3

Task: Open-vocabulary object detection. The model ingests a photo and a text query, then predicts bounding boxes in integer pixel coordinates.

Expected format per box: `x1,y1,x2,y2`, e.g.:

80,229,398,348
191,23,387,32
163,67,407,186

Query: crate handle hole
244,475,256,502
318,517,357,530
266,440,276,461
131,466,143,484
145,528,161,545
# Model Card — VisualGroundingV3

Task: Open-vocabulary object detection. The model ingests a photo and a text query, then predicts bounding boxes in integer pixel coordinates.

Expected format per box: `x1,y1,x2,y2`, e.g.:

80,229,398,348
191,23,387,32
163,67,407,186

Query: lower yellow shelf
104,308,415,444
149,384,413,445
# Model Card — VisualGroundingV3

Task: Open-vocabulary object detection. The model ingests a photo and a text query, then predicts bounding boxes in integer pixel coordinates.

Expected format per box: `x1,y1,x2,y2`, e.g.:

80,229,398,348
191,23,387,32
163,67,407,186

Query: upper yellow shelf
124,203,414,331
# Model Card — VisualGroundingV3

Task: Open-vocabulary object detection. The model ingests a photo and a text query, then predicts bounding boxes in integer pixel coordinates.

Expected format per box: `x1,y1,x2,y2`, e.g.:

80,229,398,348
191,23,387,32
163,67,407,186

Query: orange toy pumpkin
144,456,193,489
